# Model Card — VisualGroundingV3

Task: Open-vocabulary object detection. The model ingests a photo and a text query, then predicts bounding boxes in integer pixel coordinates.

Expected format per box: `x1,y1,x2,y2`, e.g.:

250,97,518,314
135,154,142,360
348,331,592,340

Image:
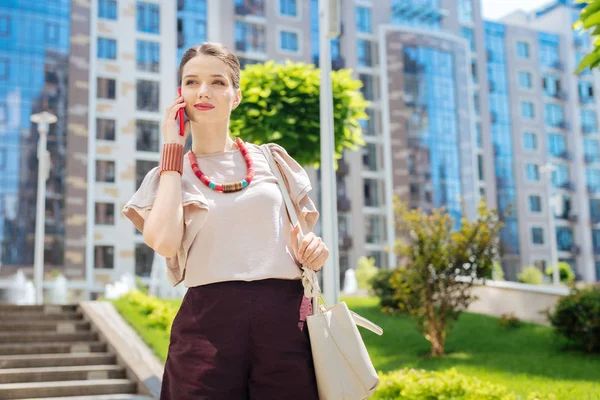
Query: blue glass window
524,132,537,150
590,199,600,221
539,32,560,69
544,103,564,127
519,71,531,88
529,195,542,212
98,38,117,60
552,164,569,188
235,21,266,53
532,227,544,244
581,109,597,133
356,7,371,33
579,80,594,104
592,229,600,251
136,40,160,72
548,134,566,157
460,27,475,52
458,0,473,23
0,58,7,80
543,75,560,97
280,0,297,16
357,39,372,67
586,167,600,193
0,16,10,36
521,101,534,119
517,41,529,58
584,138,600,161
137,2,160,34
526,163,540,181
99,0,118,20
556,227,574,252
280,31,298,52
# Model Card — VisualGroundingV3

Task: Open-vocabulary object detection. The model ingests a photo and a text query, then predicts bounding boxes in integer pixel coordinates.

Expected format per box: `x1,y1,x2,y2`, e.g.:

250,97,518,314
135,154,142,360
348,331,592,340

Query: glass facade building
0,1,71,268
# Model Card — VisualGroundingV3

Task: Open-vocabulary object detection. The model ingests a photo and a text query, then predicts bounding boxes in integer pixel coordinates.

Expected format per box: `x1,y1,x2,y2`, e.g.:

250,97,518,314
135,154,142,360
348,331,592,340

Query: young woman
123,42,328,399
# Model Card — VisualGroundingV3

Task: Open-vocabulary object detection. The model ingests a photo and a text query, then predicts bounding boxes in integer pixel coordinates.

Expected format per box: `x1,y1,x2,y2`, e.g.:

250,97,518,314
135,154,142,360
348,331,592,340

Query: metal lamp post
30,111,57,304
541,162,560,285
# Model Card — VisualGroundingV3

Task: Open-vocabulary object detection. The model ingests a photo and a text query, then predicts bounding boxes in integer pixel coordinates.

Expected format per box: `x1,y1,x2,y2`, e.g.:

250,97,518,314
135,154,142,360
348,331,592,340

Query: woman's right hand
162,93,190,146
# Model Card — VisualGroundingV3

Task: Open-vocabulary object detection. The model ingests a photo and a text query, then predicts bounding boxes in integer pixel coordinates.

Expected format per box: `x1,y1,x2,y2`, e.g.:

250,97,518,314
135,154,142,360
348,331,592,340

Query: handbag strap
259,144,322,303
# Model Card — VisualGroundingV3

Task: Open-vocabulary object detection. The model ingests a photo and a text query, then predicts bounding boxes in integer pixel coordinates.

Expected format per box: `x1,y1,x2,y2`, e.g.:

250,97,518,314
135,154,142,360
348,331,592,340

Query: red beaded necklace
188,137,255,193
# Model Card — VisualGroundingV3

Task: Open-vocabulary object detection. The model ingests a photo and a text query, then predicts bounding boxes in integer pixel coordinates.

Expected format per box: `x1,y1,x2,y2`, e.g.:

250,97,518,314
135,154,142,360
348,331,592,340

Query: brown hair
178,43,241,89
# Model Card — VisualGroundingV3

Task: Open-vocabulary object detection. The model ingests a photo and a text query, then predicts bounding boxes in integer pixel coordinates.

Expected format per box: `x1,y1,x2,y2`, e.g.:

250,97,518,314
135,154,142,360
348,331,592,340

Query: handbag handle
259,145,323,308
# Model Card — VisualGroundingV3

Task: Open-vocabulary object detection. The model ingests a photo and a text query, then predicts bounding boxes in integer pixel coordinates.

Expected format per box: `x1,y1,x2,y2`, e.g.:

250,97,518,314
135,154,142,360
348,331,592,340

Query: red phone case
177,88,184,136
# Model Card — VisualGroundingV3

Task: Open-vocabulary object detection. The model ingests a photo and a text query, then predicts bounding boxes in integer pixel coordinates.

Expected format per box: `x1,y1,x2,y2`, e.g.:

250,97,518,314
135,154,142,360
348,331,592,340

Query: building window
476,123,482,148
584,138,600,162
365,215,385,243
586,167,600,193
518,71,532,89
521,101,534,119
524,132,537,150
543,75,561,97
526,163,540,181
136,160,158,189
552,164,569,188
458,0,473,23
0,58,7,80
0,16,10,36
544,103,564,128
96,118,115,141
136,40,160,72
95,202,115,225
460,27,475,52
137,2,160,34
136,120,160,152
235,0,265,17
136,80,160,112
556,226,574,252
579,80,594,104
539,33,560,69
98,38,117,60
135,243,154,277
477,155,484,181
532,227,544,245
581,109,598,133
280,0,297,17
359,109,376,136
280,30,299,52
94,245,114,269
362,144,379,171
357,39,372,67
529,195,542,212
356,6,371,33
363,179,382,207
517,41,529,58
99,0,118,20
548,134,566,158
359,74,374,101
96,160,116,183
591,198,600,222
97,78,116,100
45,22,59,44
235,21,266,53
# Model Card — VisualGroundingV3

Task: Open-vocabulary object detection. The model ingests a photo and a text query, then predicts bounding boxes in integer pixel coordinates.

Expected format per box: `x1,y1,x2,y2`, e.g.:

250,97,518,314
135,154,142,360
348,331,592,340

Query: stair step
0,379,137,399
0,365,125,384
0,320,91,332
0,331,97,344
0,341,107,356
0,311,83,321
18,394,155,400
0,304,77,313
0,352,116,369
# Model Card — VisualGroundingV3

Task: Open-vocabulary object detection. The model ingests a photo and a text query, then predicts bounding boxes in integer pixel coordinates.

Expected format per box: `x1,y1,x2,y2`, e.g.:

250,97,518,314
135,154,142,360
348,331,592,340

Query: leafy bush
517,266,544,285
498,313,521,329
372,368,517,400
120,290,177,334
492,262,505,281
548,285,600,352
356,256,378,290
545,262,575,284
369,268,400,313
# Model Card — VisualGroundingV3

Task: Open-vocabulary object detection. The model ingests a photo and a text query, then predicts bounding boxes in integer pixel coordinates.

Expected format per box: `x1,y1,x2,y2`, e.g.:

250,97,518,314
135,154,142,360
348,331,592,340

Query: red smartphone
177,88,185,136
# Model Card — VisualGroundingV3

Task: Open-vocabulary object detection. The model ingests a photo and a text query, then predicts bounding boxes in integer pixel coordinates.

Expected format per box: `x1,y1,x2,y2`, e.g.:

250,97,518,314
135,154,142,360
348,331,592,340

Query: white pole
543,163,560,285
30,111,57,304
318,0,340,306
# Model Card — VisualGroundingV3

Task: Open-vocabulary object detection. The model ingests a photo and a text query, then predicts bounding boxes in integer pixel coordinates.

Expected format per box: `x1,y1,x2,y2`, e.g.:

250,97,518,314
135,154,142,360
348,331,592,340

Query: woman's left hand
291,226,329,271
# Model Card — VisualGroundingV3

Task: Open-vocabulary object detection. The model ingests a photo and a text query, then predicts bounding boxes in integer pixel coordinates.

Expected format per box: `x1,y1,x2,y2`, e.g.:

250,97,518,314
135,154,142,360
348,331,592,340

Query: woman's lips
194,104,214,111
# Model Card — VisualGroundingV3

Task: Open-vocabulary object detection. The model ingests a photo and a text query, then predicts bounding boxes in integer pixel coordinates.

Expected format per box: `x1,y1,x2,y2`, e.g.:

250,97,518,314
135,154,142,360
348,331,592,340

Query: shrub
121,290,177,334
356,256,378,290
369,268,400,313
517,266,544,285
497,313,521,329
492,262,505,281
545,262,575,284
548,285,600,352
372,368,517,400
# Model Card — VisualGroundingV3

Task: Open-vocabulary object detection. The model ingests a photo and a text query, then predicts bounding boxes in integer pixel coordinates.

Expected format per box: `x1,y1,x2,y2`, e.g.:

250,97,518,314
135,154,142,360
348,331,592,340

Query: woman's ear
232,89,242,109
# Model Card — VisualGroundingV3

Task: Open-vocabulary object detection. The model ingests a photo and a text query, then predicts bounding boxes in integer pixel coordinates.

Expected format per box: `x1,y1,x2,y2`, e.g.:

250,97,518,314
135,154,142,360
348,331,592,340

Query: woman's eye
185,80,197,85
213,80,225,86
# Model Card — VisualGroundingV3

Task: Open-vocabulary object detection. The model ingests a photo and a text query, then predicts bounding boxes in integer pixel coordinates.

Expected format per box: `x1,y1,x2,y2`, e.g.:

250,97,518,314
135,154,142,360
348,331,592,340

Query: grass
110,295,600,400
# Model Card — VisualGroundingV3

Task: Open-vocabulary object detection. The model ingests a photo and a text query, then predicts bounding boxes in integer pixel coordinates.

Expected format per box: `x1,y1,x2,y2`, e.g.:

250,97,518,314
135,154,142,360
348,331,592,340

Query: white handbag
260,145,384,400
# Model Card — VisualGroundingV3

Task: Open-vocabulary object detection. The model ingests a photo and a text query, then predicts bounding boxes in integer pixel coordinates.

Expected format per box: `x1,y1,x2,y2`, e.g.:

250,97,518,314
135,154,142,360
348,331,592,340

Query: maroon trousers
160,279,319,400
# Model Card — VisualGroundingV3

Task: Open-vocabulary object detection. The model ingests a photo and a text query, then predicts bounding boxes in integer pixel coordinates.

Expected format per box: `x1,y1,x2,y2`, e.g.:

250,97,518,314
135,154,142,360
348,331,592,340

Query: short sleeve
122,166,209,287
267,143,319,233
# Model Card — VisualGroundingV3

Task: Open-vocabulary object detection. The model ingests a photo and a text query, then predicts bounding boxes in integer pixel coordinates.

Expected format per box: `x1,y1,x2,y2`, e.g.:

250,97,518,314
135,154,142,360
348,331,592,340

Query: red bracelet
159,143,184,175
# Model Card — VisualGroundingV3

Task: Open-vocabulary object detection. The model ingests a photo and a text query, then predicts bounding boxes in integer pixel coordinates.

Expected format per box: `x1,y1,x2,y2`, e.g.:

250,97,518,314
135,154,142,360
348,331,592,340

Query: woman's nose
197,82,211,99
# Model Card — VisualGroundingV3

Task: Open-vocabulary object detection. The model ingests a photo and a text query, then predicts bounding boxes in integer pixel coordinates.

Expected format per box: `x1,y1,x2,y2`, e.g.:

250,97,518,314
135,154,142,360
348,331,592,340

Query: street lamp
30,111,57,304
540,162,560,285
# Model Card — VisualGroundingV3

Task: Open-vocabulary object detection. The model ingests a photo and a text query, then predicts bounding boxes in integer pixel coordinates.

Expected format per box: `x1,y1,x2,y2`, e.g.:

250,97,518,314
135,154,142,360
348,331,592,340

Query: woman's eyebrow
182,74,227,79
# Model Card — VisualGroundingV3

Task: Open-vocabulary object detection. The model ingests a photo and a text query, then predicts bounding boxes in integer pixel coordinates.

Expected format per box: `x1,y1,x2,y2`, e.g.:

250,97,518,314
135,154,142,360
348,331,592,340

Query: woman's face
180,54,241,123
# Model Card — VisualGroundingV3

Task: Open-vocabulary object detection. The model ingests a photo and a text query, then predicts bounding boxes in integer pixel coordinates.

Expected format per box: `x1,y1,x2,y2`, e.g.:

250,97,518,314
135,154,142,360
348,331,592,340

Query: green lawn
110,295,600,400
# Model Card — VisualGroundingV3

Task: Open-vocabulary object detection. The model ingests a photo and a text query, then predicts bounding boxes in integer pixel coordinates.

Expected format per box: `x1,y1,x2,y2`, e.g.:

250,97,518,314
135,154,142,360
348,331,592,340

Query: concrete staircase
0,304,155,400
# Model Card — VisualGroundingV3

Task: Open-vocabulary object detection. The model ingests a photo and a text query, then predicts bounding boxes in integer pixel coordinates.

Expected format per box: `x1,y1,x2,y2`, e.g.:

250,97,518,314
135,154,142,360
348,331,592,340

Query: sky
480,0,557,21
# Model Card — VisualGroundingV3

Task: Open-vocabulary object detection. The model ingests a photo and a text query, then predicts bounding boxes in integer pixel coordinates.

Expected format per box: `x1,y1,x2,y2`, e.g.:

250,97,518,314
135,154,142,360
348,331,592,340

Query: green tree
355,256,378,290
573,0,600,73
545,261,576,284
230,61,368,167
391,200,503,356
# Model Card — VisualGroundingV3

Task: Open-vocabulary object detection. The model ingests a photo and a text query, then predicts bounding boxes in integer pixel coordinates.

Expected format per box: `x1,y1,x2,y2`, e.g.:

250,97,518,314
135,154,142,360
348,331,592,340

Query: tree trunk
429,326,446,357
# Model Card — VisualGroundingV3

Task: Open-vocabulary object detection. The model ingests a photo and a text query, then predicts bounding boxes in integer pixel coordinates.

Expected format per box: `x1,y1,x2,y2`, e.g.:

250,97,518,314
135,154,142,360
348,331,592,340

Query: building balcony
554,151,572,161
554,91,568,101
331,57,346,71
552,61,565,72
559,181,576,191
556,121,570,130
